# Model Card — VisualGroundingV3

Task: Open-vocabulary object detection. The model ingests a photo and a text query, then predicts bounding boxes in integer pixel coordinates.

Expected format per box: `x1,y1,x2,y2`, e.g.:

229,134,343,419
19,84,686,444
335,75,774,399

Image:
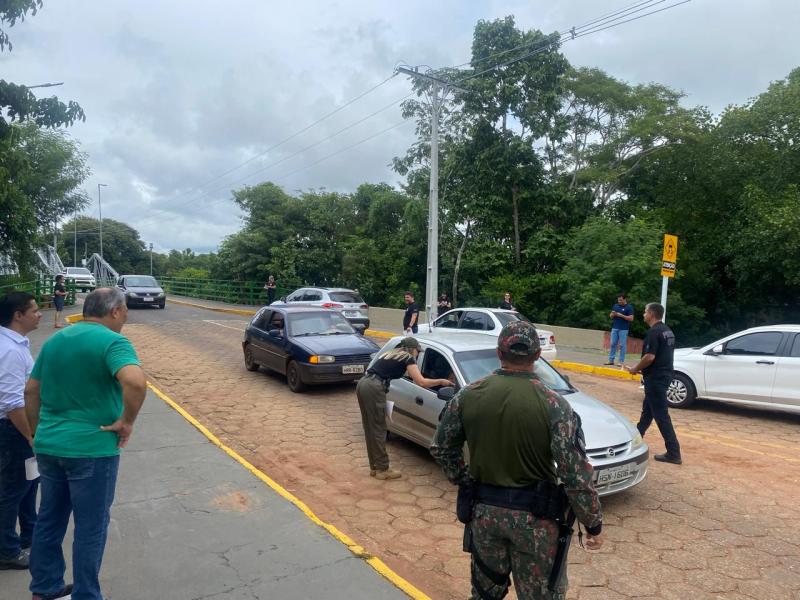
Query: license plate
596,463,633,485
344,311,359,317
143,297,154,302
342,364,364,374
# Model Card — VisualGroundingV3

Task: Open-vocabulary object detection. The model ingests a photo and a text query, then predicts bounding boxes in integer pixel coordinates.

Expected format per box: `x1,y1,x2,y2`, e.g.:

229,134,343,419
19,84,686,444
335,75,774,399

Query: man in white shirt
0,291,41,570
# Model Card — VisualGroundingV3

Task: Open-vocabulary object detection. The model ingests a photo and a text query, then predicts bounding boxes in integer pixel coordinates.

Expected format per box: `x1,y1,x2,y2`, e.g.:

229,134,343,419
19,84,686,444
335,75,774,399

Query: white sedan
669,324,800,413
430,307,557,361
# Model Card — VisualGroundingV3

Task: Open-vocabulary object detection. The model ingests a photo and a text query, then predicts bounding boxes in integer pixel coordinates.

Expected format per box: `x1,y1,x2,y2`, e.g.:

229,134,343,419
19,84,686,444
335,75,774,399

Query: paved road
117,301,800,600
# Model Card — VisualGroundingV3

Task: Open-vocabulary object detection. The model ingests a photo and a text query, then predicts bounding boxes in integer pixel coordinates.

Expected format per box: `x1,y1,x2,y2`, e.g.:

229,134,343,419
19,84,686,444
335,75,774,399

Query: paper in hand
385,400,394,421
25,457,39,480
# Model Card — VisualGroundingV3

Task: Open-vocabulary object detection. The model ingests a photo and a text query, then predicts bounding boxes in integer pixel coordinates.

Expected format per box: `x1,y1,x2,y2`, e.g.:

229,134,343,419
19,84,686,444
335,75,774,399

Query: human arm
406,363,451,389
0,351,33,443
100,365,146,448
430,391,469,485
625,354,654,375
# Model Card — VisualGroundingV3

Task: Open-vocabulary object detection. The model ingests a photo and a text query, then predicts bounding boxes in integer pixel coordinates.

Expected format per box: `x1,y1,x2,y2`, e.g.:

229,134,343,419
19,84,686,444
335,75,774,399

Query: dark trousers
356,376,390,471
0,418,38,559
30,454,120,600
637,371,681,457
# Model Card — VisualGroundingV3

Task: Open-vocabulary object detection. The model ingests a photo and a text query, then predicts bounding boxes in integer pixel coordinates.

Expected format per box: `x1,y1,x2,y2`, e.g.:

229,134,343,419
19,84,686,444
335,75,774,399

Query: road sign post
660,234,678,322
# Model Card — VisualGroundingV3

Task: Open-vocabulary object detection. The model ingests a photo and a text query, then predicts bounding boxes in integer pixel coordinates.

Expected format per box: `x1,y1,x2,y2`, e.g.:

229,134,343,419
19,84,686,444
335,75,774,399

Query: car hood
563,390,636,449
293,334,379,355
674,347,701,359
125,286,164,294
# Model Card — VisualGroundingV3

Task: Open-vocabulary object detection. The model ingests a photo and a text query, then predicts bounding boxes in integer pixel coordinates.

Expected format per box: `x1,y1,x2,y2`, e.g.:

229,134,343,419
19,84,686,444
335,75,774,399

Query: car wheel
286,361,306,393
159,303,166,309
667,372,697,408
243,344,260,372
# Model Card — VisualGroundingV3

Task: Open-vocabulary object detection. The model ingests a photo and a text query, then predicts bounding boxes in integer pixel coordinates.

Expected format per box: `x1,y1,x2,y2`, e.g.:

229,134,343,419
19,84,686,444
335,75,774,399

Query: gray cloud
4,0,799,255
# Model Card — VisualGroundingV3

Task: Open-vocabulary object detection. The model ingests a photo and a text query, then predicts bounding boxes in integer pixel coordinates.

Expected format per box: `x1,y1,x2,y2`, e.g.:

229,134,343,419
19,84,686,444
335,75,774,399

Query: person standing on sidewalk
605,293,634,366
0,292,41,571
357,337,450,480
625,302,682,465
25,288,147,600
402,291,419,334
52,276,67,329
264,275,277,305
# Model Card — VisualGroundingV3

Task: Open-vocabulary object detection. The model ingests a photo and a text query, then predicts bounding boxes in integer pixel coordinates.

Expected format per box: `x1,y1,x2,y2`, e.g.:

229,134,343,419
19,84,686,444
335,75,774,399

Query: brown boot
374,468,401,480
369,469,376,477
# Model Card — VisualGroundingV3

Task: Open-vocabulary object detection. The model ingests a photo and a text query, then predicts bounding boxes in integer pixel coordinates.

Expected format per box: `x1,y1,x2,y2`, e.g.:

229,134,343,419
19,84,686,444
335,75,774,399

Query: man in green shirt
25,288,147,600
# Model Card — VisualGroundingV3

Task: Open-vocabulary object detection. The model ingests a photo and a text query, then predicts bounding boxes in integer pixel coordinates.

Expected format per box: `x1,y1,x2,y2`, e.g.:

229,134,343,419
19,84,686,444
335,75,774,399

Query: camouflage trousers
468,503,565,600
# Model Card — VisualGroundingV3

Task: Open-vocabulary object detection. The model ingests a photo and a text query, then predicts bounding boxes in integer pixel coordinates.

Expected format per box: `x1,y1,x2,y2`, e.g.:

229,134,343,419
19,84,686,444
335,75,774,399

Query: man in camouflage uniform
431,321,604,600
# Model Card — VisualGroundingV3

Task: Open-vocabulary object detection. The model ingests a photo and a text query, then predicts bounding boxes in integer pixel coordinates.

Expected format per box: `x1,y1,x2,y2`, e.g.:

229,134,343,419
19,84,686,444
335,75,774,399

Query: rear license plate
143,297,154,302
342,364,365,374
344,311,359,317
596,463,633,485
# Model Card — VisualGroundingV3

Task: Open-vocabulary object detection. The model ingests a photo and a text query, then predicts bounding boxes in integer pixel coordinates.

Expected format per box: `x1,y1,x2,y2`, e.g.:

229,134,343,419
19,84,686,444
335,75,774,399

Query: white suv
63,267,96,292
281,287,370,330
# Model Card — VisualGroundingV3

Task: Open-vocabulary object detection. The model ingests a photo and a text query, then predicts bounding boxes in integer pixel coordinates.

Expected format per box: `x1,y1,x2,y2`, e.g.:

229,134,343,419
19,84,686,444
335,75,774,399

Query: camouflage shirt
430,369,602,530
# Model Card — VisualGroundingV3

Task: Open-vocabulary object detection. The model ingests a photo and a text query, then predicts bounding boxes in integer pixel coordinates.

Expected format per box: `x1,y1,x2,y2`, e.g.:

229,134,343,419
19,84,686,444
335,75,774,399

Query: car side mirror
280,296,287,303
268,329,283,338
437,386,456,401
353,324,366,335
706,344,723,355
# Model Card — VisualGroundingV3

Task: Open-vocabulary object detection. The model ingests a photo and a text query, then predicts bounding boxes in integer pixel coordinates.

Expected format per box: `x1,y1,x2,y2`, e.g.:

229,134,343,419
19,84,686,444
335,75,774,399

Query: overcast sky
4,0,799,253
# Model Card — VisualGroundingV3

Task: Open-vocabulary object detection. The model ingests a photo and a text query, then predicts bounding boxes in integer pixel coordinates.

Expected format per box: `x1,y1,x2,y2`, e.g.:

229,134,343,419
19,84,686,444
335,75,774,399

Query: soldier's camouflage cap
497,320,540,356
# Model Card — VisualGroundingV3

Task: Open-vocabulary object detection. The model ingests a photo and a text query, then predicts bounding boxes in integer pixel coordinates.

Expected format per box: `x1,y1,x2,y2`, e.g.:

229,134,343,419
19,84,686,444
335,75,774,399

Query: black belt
475,481,566,521
364,372,391,387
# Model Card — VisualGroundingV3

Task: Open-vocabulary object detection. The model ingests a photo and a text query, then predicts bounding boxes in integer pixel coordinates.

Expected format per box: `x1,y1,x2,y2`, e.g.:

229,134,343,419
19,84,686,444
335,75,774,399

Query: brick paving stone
685,569,740,593
605,573,658,597
737,580,797,600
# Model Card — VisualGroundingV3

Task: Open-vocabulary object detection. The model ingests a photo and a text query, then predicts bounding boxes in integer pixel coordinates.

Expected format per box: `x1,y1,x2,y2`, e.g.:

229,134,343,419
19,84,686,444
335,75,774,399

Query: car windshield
493,311,531,326
125,276,158,287
67,268,91,275
329,291,364,303
453,348,572,392
288,312,355,336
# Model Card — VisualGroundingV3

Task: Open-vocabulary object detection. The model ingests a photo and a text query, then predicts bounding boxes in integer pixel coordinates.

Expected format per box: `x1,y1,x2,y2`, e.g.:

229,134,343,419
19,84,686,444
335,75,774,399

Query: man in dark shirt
498,292,514,311
604,293,634,365
402,291,419,334
625,303,682,464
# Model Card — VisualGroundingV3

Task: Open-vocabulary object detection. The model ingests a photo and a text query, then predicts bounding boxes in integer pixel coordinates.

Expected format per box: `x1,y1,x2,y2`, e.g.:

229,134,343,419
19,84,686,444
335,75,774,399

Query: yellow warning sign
661,234,678,278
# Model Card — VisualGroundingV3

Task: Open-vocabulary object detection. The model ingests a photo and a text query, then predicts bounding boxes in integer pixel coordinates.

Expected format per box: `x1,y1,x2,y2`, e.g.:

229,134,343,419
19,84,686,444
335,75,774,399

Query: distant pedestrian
437,293,452,313
0,292,41,571
403,291,419,334
26,288,147,600
625,302,682,465
264,275,277,305
498,292,515,311
605,293,634,365
357,337,450,479
53,275,67,329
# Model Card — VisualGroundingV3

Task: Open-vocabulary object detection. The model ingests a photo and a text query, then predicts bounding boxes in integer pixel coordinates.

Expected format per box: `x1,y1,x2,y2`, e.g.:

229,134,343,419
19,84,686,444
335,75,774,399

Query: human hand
100,419,134,448
585,532,604,550
623,365,636,374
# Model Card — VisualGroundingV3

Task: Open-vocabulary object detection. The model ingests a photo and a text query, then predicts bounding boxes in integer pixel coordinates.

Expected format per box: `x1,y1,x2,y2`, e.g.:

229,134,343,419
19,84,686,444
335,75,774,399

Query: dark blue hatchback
242,305,381,392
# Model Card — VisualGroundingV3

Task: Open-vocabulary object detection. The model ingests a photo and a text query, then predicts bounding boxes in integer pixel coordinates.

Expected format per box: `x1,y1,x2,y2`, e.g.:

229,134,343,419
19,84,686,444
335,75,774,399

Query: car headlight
630,432,645,450
370,352,377,360
127,292,139,298
309,355,335,364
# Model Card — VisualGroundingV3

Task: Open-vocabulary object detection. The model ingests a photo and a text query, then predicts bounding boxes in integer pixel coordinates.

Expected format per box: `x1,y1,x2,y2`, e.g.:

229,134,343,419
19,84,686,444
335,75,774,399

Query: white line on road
203,320,247,332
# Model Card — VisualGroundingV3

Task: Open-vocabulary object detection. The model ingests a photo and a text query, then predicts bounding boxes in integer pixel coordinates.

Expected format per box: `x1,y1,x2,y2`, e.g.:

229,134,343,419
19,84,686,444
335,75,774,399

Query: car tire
243,344,260,372
286,361,306,393
159,303,166,309
668,372,697,408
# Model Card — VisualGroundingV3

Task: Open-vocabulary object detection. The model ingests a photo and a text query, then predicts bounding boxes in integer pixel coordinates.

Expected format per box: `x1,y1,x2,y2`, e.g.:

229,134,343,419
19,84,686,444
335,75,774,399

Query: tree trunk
452,220,471,307
511,185,521,265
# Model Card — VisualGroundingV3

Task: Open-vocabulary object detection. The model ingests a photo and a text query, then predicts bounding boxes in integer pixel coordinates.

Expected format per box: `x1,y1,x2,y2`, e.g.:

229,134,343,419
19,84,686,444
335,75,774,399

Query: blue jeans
608,328,629,363
30,454,120,600
0,418,38,559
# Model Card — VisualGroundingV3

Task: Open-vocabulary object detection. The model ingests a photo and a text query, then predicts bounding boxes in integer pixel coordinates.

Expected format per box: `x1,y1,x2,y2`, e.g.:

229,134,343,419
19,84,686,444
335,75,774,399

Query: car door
248,309,273,365
460,310,494,332
434,310,462,329
260,310,290,373
770,333,800,407
703,331,784,403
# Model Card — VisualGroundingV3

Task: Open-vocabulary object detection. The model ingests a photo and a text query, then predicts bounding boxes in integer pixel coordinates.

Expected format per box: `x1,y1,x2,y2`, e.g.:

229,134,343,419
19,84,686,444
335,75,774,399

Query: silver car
376,332,649,496
281,287,370,329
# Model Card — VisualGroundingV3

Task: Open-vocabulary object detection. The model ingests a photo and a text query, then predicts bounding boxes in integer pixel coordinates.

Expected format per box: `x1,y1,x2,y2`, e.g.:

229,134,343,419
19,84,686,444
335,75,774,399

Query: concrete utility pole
149,243,154,275
98,183,108,258
396,67,463,325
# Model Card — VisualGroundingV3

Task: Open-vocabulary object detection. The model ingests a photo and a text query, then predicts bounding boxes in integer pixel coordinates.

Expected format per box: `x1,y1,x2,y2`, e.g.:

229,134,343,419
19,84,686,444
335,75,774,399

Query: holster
456,480,477,524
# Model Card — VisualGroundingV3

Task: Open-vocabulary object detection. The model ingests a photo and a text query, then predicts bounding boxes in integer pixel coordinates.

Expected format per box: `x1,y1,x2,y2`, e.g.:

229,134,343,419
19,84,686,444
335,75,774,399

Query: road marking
147,381,431,600
203,319,246,332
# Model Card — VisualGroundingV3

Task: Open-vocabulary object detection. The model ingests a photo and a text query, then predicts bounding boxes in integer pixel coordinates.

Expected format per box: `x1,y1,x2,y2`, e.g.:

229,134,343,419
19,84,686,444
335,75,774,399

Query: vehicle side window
421,349,456,386
790,334,800,358
437,311,461,328
252,309,271,331
118,278,124,287
462,311,490,331
268,311,285,332
725,332,783,356
403,349,424,381
304,291,323,301
286,291,302,302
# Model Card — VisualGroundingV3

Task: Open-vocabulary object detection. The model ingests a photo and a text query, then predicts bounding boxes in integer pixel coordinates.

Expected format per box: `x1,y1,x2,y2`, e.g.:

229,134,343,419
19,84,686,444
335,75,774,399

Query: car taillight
321,302,343,309
549,335,555,344
360,304,368,309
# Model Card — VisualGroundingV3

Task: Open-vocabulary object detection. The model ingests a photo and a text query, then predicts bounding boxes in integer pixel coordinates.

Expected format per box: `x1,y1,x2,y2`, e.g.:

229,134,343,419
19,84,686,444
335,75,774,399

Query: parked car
669,325,800,413
242,305,380,393
430,308,557,360
62,267,96,292
279,287,370,330
116,275,166,309
374,331,648,496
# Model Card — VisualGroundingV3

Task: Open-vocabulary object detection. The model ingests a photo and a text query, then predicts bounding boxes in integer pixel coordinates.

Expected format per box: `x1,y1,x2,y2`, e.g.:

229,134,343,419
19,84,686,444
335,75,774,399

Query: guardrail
0,276,77,308
159,277,294,306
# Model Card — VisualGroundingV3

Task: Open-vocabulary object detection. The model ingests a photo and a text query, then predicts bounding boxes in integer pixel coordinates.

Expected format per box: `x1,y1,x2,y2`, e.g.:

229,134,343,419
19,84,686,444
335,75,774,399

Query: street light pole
149,243,154,275
97,183,108,258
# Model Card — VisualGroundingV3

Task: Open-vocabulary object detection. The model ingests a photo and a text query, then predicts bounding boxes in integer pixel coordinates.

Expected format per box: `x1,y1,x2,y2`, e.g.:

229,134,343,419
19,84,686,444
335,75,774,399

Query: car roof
119,274,157,278
739,324,800,333
294,287,356,292
387,331,497,354
266,305,340,314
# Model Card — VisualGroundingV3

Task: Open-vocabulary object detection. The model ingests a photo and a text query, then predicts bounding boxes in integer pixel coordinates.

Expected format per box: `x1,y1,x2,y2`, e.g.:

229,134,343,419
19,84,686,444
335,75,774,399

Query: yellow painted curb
65,313,83,324
551,359,640,382
168,297,257,317
146,381,431,600
365,328,395,339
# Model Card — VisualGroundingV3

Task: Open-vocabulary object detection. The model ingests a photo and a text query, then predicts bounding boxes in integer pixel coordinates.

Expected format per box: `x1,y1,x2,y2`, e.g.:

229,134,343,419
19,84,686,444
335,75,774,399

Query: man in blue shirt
604,293,634,365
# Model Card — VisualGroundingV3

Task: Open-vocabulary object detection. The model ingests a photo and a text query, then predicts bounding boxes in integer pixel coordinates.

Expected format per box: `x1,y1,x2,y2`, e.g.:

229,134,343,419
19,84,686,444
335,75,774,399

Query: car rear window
493,311,531,326
329,291,364,303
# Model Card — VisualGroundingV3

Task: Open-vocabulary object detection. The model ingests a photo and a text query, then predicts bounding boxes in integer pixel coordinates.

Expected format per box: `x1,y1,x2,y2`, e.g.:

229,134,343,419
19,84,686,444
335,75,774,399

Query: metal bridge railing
0,275,77,308
159,277,294,306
